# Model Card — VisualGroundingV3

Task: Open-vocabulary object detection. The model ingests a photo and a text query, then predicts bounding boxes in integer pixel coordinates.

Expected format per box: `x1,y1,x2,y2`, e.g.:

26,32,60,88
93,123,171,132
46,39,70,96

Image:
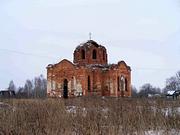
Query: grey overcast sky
0,0,180,89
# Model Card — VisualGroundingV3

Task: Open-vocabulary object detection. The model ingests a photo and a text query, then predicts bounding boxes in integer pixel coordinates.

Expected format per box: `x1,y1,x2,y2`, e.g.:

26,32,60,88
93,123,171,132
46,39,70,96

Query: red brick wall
47,61,131,98
73,43,107,66
47,41,131,98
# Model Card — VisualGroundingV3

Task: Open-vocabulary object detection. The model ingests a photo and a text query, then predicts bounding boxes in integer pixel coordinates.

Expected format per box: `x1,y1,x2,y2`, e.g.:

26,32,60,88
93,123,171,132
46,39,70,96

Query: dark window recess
92,49,97,59
81,49,85,59
103,50,105,60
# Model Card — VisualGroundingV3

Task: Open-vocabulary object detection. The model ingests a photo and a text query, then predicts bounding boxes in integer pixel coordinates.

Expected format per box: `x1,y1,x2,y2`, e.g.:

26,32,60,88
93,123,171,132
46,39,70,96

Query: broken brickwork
47,40,131,98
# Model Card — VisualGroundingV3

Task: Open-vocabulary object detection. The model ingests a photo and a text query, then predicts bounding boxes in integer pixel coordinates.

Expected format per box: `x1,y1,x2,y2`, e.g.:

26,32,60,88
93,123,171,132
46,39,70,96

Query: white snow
167,90,175,95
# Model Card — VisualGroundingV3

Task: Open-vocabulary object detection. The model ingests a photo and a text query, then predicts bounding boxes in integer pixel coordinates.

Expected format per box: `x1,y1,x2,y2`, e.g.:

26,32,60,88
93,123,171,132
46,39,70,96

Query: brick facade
47,40,131,98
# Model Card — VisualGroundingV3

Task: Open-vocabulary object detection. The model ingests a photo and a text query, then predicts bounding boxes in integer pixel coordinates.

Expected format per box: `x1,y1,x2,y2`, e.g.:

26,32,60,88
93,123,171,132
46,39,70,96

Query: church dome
73,40,108,66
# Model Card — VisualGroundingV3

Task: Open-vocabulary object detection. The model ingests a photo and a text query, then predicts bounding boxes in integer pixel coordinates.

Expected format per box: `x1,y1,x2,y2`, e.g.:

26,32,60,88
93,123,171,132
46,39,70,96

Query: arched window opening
81,49,85,59
88,76,91,92
120,76,125,91
125,78,128,91
92,49,97,59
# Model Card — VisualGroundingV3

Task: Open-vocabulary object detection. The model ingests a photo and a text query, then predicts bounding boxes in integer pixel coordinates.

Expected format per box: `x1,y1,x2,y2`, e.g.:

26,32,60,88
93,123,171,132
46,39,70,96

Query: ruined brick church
47,40,131,98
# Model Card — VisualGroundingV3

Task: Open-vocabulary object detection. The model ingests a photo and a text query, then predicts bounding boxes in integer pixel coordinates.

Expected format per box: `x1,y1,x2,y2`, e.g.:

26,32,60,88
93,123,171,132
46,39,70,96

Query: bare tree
8,80,16,91
164,70,180,93
14,75,47,98
24,79,33,98
33,75,47,98
131,85,138,97
138,83,161,97
176,71,180,89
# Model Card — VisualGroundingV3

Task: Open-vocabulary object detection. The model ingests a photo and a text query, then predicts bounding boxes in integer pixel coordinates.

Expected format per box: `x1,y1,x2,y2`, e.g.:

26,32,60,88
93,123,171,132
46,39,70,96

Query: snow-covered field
65,103,180,135
0,98,180,134
142,130,180,135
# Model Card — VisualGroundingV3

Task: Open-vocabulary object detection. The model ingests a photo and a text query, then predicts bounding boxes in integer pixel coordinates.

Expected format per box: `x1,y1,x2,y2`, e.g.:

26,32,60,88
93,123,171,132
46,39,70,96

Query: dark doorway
125,78,128,91
88,76,91,92
117,76,120,91
63,79,68,98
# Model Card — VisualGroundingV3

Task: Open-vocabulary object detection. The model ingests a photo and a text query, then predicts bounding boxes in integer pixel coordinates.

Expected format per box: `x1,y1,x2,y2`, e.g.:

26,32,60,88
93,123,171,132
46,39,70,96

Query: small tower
73,40,108,66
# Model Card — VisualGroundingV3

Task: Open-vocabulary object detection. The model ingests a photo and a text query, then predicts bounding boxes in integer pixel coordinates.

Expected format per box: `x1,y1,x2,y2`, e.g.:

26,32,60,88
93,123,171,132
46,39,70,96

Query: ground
0,97,180,135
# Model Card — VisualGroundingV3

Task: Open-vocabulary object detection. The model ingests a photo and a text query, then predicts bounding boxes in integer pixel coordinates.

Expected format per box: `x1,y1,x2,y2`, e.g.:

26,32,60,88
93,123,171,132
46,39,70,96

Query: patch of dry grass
0,97,180,135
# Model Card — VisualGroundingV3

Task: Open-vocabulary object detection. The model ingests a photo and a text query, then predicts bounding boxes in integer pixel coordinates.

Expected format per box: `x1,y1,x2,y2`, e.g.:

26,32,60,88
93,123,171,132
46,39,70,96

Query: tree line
8,75,47,98
132,71,180,97
6,71,180,98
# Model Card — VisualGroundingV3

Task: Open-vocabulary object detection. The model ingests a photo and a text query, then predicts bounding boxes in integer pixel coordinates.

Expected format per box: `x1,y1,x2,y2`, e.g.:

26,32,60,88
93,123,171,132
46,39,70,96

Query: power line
0,48,179,71
132,67,180,71
0,48,56,59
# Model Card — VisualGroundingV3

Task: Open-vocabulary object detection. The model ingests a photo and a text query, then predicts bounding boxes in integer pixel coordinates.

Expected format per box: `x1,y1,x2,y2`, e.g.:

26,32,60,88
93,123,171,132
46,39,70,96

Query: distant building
0,89,15,98
166,90,180,99
47,40,131,98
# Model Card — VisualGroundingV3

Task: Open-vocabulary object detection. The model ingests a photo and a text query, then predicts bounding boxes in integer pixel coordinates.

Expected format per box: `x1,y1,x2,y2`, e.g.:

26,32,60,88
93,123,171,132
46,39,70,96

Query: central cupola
73,40,108,66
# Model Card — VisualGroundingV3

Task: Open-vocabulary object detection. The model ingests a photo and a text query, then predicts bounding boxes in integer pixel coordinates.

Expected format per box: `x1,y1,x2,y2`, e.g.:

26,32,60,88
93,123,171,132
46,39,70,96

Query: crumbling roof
47,64,53,68
118,61,131,71
85,63,118,70
86,64,107,68
75,40,106,51
47,59,75,69
84,63,131,71
87,40,99,47
127,66,131,71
